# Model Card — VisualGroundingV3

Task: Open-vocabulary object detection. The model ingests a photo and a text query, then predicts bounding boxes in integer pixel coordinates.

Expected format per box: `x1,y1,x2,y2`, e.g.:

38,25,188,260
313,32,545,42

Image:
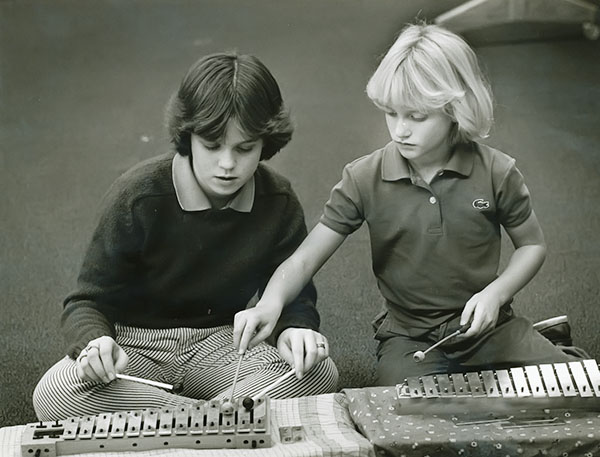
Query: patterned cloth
343,386,600,457
6,388,600,457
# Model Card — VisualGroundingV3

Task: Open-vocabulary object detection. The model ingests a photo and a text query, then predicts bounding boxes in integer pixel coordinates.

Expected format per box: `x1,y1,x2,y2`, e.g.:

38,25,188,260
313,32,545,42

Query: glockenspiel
21,397,270,457
395,359,600,416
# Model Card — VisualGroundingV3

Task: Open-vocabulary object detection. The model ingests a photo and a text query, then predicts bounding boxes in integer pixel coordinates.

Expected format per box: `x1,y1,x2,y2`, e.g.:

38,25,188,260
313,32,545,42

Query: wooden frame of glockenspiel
395,359,600,416
22,397,270,457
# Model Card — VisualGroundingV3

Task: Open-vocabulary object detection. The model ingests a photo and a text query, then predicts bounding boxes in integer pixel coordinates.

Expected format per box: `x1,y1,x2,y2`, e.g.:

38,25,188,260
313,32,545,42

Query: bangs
366,23,494,142
167,52,293,158
373,49,465,115
190,56,278,143
190,95,235,142
190,101,269,145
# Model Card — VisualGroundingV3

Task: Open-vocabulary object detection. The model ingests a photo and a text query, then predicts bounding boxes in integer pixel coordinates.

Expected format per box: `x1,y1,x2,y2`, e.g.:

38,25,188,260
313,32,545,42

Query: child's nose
218,149,236,170
396,120,411,138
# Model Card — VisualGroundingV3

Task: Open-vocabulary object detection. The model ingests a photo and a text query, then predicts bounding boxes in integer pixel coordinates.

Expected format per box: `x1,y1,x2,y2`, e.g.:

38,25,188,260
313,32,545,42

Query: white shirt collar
171,153,255,212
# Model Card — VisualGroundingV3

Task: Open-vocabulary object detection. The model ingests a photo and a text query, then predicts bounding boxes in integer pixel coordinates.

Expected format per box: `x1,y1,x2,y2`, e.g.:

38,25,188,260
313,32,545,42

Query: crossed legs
33,325,338,421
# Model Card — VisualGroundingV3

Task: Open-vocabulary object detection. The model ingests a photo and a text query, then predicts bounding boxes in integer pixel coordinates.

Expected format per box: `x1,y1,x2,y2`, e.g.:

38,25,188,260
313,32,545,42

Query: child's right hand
459,288,503,339
233,303,283,354
76,336,129,384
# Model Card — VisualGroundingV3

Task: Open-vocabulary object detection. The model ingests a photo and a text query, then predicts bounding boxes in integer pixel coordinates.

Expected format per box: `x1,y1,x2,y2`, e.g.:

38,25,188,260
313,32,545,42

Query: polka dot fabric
342,387,600,457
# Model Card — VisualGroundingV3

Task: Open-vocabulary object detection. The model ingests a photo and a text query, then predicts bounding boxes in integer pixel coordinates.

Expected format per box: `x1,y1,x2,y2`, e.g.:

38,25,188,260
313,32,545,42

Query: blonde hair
366,23,493,144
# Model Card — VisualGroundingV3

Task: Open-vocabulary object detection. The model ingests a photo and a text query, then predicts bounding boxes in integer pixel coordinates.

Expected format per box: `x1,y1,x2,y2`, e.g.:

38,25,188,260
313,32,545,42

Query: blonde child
234,24,586,384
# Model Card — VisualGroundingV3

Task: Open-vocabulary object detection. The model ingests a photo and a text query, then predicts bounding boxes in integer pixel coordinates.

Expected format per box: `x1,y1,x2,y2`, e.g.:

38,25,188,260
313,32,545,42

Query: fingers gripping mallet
413,323,470,363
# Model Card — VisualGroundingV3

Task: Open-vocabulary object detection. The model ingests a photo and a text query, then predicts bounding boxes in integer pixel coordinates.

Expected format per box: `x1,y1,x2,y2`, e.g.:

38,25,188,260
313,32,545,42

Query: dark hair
166,53,293,160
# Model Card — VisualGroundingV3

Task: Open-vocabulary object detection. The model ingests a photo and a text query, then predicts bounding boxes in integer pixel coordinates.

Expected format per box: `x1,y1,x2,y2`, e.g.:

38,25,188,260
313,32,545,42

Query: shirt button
429,196,437,204
207,308,212,315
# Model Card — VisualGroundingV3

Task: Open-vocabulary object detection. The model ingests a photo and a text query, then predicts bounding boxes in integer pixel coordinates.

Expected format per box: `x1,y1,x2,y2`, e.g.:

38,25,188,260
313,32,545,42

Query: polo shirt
320,141,532,335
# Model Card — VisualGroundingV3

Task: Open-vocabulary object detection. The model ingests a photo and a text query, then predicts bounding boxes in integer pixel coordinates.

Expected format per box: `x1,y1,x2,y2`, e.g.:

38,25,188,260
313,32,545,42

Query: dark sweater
61,153,319,359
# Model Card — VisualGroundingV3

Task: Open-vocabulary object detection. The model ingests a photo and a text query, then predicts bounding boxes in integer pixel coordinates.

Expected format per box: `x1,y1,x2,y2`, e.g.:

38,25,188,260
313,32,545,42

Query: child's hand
76,336,129,384
233,303,283,354
459,289,503,339
276,328,329,379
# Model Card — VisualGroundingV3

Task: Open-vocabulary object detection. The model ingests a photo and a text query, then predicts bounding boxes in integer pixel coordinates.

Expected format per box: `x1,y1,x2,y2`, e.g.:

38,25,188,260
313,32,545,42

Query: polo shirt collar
381,142,411,181
444,142,474,177
381,141,474,181
172,153,254,212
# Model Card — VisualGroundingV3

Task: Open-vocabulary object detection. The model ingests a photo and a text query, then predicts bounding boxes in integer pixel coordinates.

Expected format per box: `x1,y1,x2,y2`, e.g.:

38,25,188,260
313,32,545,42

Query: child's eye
383,109,397,117
410,113,428,121
203,142,220,151
236,144,257,153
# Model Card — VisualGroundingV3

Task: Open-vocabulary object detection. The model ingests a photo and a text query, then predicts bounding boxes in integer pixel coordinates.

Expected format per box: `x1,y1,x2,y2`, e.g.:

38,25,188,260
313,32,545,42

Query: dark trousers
373,310,588,386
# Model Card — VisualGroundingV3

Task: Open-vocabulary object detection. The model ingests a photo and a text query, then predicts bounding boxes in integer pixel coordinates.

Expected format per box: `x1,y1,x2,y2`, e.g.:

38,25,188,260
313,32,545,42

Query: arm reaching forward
234,222,347,354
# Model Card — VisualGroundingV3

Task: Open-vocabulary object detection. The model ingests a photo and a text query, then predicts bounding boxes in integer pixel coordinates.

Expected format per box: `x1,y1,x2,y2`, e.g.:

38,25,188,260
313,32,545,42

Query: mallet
221,353,245,415
242,367,297,410
413,323,470,363
115,373,173,390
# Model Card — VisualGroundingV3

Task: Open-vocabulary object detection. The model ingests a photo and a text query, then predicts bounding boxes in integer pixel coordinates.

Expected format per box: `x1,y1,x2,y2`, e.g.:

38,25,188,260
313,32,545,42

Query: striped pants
33,325,339,421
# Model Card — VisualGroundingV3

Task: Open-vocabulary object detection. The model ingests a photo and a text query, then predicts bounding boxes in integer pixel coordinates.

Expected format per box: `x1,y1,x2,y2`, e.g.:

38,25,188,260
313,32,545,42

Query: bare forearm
258,223,347,311
260,256,318,310
484,244,546,304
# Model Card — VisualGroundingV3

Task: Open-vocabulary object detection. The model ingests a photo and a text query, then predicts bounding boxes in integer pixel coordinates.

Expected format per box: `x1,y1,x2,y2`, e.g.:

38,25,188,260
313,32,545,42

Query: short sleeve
320,164,365,235
495,160,533,228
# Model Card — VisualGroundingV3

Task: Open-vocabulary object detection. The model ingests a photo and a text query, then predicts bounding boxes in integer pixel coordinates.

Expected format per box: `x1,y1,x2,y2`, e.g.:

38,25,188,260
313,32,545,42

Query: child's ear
449,122,461,145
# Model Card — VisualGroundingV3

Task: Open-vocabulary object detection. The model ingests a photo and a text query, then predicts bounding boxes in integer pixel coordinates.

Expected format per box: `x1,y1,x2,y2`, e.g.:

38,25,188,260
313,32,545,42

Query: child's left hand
276,328,329,379
459,289,503,339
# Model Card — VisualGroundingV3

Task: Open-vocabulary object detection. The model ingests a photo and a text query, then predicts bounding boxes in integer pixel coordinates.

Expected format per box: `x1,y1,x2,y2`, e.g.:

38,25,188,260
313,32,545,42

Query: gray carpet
1,0,599,428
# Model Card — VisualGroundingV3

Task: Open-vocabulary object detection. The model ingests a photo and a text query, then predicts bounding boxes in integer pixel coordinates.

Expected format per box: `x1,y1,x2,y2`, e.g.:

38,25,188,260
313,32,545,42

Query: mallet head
242,397,254,411
221,401,234,416
413,351,426,363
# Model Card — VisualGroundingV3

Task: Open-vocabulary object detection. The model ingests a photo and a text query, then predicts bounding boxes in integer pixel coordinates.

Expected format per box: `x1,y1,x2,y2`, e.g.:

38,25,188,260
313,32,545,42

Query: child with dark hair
33,52,338,421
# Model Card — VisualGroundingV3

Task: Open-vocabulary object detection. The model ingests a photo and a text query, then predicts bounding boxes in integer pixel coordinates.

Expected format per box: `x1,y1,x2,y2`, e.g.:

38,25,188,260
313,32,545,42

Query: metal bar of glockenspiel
422,376,440,398
539,364,562,397
583,359,600,396
569,361,594,397
496,370,515,397
142,410,158,436
481,370,500,397
466,372,485,396
127,411,142,437
436,374,455,396
524,365,547,397
510,367,530,397
451,373,470,396
554,362,577,397
94,414,110,439
110,412,126,438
